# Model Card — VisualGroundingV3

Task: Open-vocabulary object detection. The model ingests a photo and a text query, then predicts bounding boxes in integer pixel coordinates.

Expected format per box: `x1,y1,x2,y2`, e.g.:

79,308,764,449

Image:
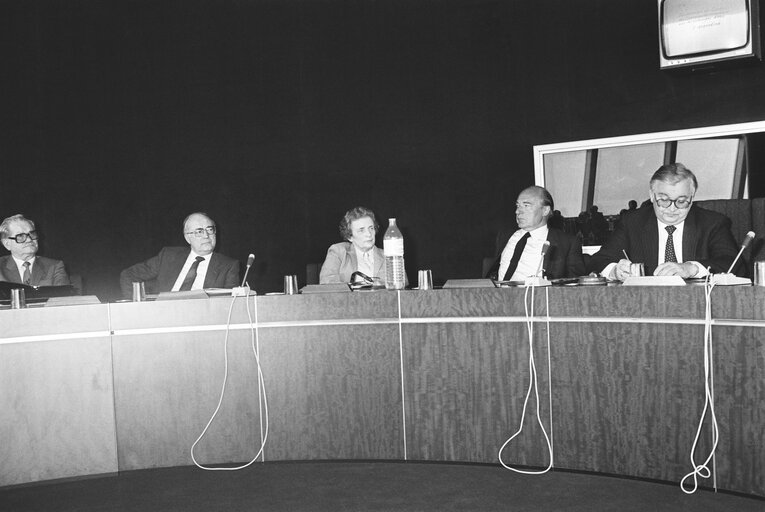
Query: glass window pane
593,143,665,215
544,151,587,217
675,139,740,200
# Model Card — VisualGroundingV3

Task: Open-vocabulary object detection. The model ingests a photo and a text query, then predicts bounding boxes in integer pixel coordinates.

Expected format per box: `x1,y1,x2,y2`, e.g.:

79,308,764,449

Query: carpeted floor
2,462,763,512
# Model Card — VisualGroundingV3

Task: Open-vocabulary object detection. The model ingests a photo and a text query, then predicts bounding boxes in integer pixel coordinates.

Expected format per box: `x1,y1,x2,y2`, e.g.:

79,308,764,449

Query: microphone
240,253,255,287
535,241,551,277
725,231,754,275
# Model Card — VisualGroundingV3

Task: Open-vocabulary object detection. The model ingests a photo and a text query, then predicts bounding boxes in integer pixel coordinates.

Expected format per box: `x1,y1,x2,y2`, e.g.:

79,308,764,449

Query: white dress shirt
498,225,549,281
171,251,211,291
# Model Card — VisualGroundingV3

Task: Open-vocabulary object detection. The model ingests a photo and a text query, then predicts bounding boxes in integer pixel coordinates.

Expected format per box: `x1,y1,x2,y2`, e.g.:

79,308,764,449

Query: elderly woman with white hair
320,206,408,285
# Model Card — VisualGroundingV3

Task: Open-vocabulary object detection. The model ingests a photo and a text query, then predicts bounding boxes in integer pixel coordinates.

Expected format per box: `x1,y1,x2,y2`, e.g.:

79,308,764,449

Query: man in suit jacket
486,186,586,281
0,214,70,287
120,212,240,298
590,163,742,280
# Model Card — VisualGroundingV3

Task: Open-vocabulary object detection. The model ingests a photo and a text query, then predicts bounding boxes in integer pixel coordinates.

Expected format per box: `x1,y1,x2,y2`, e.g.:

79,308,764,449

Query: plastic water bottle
383,218,406,290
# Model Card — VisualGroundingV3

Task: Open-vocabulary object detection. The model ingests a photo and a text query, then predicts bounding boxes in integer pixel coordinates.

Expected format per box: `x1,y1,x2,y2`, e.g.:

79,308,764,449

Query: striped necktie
22,261,31,285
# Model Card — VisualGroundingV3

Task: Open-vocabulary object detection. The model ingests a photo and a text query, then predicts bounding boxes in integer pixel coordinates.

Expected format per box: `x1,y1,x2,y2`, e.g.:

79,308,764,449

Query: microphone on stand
725,231,754,274
241,253,255,287
232,254,255,296
535,241,551,278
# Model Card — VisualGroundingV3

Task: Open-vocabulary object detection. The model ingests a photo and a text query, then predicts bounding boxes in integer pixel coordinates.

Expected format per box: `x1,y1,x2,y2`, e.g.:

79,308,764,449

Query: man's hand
654,261,698,278
613,259,633,281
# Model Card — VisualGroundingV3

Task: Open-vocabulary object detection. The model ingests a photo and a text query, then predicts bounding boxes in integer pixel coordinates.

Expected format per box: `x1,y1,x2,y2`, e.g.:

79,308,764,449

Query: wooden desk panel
112,329,264,471
402,322,552,466
709,325,765,495
259,325,404,461
1,303,110,340
0,336,117,486
549,322,709,481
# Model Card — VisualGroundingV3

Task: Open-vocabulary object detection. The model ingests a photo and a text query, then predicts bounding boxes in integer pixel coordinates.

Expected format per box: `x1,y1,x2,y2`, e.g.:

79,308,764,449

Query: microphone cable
498,284,554,474
680,272,719,493
191,292,269,471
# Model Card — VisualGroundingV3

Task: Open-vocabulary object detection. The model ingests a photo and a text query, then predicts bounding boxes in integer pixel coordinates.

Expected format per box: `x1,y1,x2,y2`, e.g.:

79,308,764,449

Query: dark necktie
180,256,205,291
502,232,531,281
665,225,678,263
22,261,31,285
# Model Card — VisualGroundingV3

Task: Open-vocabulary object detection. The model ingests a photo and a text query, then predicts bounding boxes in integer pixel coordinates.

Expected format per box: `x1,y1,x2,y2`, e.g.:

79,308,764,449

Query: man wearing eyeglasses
0,214,70,286
591,163,741,280
119,212,240,297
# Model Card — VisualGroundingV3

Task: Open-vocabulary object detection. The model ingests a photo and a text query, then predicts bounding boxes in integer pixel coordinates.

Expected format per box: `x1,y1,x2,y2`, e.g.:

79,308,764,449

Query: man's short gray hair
650,163,698,193
0,214,34,239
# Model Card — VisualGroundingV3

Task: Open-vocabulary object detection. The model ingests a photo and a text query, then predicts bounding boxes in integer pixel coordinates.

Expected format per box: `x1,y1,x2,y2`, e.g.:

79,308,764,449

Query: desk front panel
0,304,116,487
2,288,763,498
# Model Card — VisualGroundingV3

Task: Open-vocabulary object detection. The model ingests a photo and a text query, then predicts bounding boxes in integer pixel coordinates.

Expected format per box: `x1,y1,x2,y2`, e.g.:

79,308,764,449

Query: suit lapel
640,212,659,270
162,249,191,291
203,254,219,288
682,206,699,261
30,257,45,286
3,257,22,283
373,247,385,278
347,245,359,275
543,229,556,273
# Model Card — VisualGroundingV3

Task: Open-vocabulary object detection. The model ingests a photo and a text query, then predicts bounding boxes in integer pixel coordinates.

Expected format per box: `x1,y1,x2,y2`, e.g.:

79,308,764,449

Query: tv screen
659,0,761,70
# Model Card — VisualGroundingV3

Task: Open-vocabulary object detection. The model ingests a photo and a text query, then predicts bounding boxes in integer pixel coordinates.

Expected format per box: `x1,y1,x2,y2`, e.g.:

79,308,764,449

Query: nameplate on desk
300,284,351,294
711,273,752,286
622,276,686,286
156,290,209,300
442,279,497,289
45,295,102,307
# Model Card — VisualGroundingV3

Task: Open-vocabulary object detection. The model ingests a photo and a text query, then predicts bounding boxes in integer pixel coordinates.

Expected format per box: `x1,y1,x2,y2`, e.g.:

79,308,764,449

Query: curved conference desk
1,286,764,498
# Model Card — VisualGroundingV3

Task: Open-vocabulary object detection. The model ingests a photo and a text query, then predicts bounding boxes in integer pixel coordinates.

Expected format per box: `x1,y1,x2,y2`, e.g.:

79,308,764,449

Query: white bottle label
383,239,404,256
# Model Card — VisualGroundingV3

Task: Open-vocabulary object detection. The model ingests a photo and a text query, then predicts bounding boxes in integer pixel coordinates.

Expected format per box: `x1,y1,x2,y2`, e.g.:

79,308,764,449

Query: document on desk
622,276,687,286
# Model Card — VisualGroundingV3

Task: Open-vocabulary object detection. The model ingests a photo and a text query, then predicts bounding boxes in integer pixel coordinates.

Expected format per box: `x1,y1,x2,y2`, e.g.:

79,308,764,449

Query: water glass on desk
10,288,26,309
284,275,299,295
755,261,765,286
418,270,433,290
132,282,145,302
629,263,645,277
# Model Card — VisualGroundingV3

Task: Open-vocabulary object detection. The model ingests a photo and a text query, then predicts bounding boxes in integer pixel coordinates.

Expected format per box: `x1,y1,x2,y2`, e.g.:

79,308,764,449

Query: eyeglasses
185,226,216,238
654,195,693,209
6,231,39,243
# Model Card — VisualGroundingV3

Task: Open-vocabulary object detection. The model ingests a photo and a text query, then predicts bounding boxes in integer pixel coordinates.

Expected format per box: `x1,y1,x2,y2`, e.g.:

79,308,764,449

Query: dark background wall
3,0,765,300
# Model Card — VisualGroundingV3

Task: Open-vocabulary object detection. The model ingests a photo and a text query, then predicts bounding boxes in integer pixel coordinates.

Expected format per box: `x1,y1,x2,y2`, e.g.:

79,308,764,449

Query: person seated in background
320,206,394,285
486,186,586,281
590,163,742,280
0,214,70,287
119,212,240,297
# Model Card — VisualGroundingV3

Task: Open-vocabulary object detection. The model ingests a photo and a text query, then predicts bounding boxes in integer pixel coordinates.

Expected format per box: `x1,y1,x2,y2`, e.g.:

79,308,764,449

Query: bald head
183,212,217,256
515,186,553,231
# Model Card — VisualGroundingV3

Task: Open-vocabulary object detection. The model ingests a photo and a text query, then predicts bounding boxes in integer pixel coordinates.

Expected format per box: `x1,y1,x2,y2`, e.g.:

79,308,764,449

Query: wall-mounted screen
658,0,761,70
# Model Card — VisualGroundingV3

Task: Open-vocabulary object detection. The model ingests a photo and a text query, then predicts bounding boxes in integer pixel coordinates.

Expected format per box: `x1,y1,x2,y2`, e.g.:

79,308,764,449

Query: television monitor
658,0,761,70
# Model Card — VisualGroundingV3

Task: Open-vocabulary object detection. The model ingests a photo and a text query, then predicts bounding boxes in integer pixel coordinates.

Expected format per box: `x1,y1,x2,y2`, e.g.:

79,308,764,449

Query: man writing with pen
590,163,743,280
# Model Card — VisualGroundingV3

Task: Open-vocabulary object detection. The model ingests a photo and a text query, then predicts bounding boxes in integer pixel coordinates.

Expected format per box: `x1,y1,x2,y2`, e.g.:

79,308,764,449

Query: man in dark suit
486,186,586,281
590,163,741,280
0,214,70,287
120,212,240,297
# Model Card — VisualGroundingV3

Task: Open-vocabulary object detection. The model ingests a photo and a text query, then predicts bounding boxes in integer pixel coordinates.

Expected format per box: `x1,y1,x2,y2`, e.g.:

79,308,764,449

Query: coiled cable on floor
498,285,554,474
191,292,269,470
680,274,719,493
